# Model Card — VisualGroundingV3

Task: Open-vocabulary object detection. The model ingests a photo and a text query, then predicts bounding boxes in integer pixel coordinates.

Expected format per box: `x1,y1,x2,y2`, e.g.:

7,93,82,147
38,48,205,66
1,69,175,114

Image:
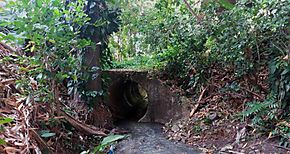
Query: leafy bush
244,58,290,144
1,0,91,104
0,0,119,107
110,0,290,143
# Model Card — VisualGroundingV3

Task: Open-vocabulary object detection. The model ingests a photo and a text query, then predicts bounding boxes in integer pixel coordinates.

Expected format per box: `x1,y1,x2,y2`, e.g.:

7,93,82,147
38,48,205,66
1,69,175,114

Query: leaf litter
0,42,119,154
160,65,289,153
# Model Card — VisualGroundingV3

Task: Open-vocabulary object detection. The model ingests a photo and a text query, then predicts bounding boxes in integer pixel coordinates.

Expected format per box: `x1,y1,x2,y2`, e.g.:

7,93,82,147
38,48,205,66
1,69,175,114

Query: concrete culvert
107,80,148,121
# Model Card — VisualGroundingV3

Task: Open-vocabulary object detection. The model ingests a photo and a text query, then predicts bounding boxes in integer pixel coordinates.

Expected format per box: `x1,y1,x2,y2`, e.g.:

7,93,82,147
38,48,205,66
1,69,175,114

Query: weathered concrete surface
103,69,191,124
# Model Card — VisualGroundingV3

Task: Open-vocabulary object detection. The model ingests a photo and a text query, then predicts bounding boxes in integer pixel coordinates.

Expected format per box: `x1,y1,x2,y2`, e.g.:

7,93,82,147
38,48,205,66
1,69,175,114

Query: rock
208,112,218,121
181,138,186,143
171,124,180,132
165,122,171,127
173,135,181,141
254,149,260,153
248,151,255,154
220,144,233,152
235,127,247,144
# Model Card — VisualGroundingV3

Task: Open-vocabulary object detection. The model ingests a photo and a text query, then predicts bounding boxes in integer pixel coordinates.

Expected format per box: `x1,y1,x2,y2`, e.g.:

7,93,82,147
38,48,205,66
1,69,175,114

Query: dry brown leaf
29,77,38,90
1,79,16,85
4,98,17,107
0,108,13,114
10,125,22,133
283,55,289,60
277,121,290,128
3,146,21,154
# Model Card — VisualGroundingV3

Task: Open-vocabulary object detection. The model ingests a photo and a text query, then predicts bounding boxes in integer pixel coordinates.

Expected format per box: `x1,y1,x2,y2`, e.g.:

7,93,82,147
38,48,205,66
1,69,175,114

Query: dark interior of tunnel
107,80,148,122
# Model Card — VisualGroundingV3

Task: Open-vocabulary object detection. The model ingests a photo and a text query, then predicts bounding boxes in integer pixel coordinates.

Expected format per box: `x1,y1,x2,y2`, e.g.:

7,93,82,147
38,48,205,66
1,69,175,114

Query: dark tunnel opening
107,80,149,122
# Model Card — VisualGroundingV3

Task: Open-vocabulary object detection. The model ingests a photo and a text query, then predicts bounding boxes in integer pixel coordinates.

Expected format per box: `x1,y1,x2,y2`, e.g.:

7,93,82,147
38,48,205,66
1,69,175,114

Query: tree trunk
84,37,114,128
84,37,102,94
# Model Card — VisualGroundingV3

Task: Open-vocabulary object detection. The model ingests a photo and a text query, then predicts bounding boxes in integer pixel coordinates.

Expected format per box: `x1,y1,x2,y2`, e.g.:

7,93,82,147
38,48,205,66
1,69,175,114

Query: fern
243,101,269,117
244,59,290,144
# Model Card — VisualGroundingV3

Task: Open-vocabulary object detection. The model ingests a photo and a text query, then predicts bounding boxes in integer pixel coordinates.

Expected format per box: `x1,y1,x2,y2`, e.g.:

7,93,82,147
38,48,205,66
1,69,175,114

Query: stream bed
115,121,201,154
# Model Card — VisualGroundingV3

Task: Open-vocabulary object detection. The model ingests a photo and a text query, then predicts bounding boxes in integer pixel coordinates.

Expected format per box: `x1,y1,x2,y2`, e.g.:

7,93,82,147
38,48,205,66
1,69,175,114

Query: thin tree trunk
182,0,202,23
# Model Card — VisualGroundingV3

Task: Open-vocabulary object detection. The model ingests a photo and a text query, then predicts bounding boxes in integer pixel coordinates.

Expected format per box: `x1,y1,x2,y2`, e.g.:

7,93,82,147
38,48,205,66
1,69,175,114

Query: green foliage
0,139,5,145
269,58,290,107
93,134,127,153
112,54,163,70
40,130,56,138
244,58,290,142
0,117,13,145
218,0,234,10
0,117,13,125
1,0,92,104
108,0,153,61
0,117,13,133
209,0,288,75
1,0,120,106
111,0,290,143
82,0,121,69
80,134,127,154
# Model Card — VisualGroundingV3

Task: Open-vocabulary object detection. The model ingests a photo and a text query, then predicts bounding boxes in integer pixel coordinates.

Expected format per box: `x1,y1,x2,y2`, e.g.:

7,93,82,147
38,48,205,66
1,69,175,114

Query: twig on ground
190,86,207,117
241,87,264,100
29,129,54,154
0,42,16,53
272,144,290,151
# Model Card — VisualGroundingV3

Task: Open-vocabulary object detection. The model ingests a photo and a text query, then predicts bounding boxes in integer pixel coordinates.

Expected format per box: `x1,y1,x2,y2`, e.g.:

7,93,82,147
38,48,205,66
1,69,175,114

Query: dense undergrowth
0,0,289,153
0,0,121,153
110,0,290,145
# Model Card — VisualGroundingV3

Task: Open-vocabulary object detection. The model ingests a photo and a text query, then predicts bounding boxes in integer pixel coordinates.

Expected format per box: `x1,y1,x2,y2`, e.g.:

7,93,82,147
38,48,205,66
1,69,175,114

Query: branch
0,42,16,53
182,0,202,23
240,87,264,100
190,86,207,117
272,144,290,151
29,129,54,154
60,110,107,136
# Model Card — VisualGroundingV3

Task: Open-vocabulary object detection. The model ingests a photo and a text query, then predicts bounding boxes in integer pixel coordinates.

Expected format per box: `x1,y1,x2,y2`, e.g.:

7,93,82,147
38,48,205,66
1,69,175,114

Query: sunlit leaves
218,0,234,10
0,139,6,145
1,0,96,104
0,117,13,125
94,134,127,152
111,0,289,143
0,117,13,145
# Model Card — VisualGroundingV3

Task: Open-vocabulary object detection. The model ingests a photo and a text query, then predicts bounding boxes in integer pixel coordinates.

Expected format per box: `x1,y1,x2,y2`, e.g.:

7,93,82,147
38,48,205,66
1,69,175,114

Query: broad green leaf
281,69,290,76
0,139,6,145
41,132,56,138
0,117,13,125
36,0,42,7
218,0,234,10
25,95,31,104
40,131,56,138
94,134,127,152
101,134,127,145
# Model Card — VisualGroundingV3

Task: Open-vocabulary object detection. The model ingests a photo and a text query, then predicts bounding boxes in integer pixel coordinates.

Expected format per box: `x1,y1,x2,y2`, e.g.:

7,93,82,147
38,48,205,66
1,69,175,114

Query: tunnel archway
103,69,190,124
107,80,149,121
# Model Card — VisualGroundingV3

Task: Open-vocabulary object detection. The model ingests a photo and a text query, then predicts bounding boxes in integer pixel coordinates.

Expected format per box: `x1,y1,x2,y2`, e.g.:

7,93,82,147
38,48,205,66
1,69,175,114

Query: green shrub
110,0,290,142
0,0,119,106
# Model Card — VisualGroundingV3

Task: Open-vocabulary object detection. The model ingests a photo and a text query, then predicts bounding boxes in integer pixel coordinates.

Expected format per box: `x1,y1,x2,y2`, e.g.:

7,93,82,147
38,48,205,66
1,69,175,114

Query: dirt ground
159,65,289,154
